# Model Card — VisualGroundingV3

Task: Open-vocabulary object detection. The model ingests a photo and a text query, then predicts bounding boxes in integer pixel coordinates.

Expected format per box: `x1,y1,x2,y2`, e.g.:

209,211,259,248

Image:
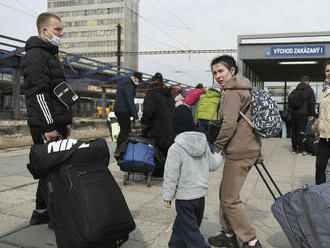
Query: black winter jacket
291,82,316,116
22,36,72,131
113,77,138,119
141,87,175,149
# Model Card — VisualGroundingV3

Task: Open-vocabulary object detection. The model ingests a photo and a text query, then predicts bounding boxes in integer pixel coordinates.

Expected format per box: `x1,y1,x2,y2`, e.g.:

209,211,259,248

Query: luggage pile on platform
28,138,135,248
114,131,165,187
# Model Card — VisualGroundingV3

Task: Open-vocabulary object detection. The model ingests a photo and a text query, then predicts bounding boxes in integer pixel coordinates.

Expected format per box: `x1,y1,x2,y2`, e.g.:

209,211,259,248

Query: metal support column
284,81,287,111
237,36,243,76
116,24,122,76
12,68,20,119
101,87,107,117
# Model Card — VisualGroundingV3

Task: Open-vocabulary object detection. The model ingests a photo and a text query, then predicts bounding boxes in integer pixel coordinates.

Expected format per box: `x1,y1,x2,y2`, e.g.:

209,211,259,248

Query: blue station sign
265,45,325,57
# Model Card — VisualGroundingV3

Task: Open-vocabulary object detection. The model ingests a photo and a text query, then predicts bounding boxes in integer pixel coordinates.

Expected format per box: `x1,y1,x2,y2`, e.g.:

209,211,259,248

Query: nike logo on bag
47,139,90,153
78,143,90,149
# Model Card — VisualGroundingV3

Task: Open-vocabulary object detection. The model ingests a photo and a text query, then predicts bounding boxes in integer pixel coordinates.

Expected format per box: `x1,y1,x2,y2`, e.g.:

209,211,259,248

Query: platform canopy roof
238,32,330,82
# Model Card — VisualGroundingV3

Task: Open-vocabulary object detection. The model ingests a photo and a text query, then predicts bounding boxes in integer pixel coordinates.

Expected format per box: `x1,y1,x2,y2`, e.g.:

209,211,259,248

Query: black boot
29,210,49,225
208,231,239,248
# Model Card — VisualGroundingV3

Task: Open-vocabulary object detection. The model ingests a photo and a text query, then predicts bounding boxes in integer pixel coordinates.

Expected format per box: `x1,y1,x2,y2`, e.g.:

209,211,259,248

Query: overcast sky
1,0,330,86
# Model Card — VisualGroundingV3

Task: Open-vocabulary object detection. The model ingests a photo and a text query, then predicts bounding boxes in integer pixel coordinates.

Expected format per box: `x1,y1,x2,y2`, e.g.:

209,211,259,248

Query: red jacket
184,88,205,106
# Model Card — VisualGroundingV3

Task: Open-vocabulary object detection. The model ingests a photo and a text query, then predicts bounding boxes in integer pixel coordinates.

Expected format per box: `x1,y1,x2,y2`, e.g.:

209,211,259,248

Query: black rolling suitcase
44,163,135,248
28,138,135,248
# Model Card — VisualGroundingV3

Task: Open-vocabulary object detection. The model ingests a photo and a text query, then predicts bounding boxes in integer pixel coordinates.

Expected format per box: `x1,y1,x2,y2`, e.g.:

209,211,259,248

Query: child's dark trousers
169,197,209,248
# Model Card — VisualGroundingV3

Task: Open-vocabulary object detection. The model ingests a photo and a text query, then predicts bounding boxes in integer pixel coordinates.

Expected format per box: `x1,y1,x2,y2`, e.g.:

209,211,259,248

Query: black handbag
206,102,221,144
207,103,250,144
207,119,222,144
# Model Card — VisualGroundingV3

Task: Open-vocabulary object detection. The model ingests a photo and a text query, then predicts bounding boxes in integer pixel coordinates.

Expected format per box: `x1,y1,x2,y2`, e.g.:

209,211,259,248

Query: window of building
65,40,122,48
64,29,117,38
49,0,124,9
55,7,123,18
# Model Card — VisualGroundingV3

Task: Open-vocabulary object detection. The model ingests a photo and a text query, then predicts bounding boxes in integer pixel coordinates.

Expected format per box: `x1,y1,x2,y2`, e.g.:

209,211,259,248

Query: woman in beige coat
208,55,262,248
313,60,330,184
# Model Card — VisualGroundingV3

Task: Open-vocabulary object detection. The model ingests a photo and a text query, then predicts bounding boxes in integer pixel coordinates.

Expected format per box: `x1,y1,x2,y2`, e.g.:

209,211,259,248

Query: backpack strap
225,88,251,92
210,100,221,120
209,89,222,120
239,109,254,128
238,104,250,123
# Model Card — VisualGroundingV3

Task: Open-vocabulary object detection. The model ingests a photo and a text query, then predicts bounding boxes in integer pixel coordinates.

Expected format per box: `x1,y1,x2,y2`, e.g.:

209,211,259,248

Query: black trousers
115,112,131,149
315,138,330,185
291,114,308,152
152,146,170,177
169,197,208,248
29,124,67,210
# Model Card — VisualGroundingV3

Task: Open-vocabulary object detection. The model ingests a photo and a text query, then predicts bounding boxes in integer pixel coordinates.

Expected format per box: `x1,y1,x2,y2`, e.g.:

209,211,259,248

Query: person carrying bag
206,101,221,144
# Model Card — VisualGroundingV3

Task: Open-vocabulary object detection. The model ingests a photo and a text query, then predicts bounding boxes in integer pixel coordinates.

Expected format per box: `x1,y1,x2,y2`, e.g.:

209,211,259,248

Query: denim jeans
197,119,215,152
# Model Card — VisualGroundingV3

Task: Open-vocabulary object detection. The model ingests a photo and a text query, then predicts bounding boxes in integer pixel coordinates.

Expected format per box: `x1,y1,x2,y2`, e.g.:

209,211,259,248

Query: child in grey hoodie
163,105,222,248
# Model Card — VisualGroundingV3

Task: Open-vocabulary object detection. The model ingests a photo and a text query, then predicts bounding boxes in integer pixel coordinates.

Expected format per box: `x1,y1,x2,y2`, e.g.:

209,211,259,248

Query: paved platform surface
0,138,316,248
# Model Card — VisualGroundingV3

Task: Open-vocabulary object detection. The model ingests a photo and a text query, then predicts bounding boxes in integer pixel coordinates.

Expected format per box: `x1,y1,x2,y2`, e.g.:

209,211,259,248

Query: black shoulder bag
206,102,250,144
206,101,222,144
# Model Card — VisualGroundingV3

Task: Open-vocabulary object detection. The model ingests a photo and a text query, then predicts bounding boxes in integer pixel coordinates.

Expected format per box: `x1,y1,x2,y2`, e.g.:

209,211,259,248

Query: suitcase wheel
123,173,129,185
146,175,152,187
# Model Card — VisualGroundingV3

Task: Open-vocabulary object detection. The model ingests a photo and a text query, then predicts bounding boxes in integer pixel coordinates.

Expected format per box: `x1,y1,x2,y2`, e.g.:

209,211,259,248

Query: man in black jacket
289,75,315,155
22,12,73,225
113,72,142,150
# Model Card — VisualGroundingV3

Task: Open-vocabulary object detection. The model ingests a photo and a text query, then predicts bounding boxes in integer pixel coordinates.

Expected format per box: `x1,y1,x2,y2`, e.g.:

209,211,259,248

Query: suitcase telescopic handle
254,163,283,201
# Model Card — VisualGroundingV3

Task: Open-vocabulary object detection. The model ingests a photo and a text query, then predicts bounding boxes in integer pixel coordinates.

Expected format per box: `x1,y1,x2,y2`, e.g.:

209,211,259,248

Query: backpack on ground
288,89,304,109
239,89,283,138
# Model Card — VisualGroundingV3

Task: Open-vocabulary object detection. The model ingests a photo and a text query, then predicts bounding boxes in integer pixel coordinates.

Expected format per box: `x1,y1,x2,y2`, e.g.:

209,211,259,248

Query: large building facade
48,0,139,71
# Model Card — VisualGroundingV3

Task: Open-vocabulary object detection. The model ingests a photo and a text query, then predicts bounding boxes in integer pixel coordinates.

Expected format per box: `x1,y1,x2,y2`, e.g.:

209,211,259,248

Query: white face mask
131,76,139,85
45,29,62,47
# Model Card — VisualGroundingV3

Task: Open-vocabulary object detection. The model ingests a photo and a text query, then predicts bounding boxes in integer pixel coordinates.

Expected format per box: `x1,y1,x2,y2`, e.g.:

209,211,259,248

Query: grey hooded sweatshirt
163,131,222,201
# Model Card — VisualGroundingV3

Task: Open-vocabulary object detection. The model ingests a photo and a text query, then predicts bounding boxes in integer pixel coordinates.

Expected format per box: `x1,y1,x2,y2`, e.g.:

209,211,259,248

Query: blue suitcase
119,142,155,187
255,163,330,248
271,184,330,248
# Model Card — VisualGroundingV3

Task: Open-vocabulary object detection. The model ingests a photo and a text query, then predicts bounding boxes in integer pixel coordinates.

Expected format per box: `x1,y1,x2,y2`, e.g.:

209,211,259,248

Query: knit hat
172,105,195,134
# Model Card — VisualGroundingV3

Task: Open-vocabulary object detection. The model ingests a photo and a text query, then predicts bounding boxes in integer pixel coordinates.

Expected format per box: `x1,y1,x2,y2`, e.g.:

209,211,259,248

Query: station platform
0,138,316,248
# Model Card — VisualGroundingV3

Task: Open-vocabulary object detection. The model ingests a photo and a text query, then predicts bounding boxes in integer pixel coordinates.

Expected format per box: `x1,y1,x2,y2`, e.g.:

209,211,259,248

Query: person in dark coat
289,75,316,155
150,72,163,83
113,72,142,150
22,12,73,226
141,81,175,176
